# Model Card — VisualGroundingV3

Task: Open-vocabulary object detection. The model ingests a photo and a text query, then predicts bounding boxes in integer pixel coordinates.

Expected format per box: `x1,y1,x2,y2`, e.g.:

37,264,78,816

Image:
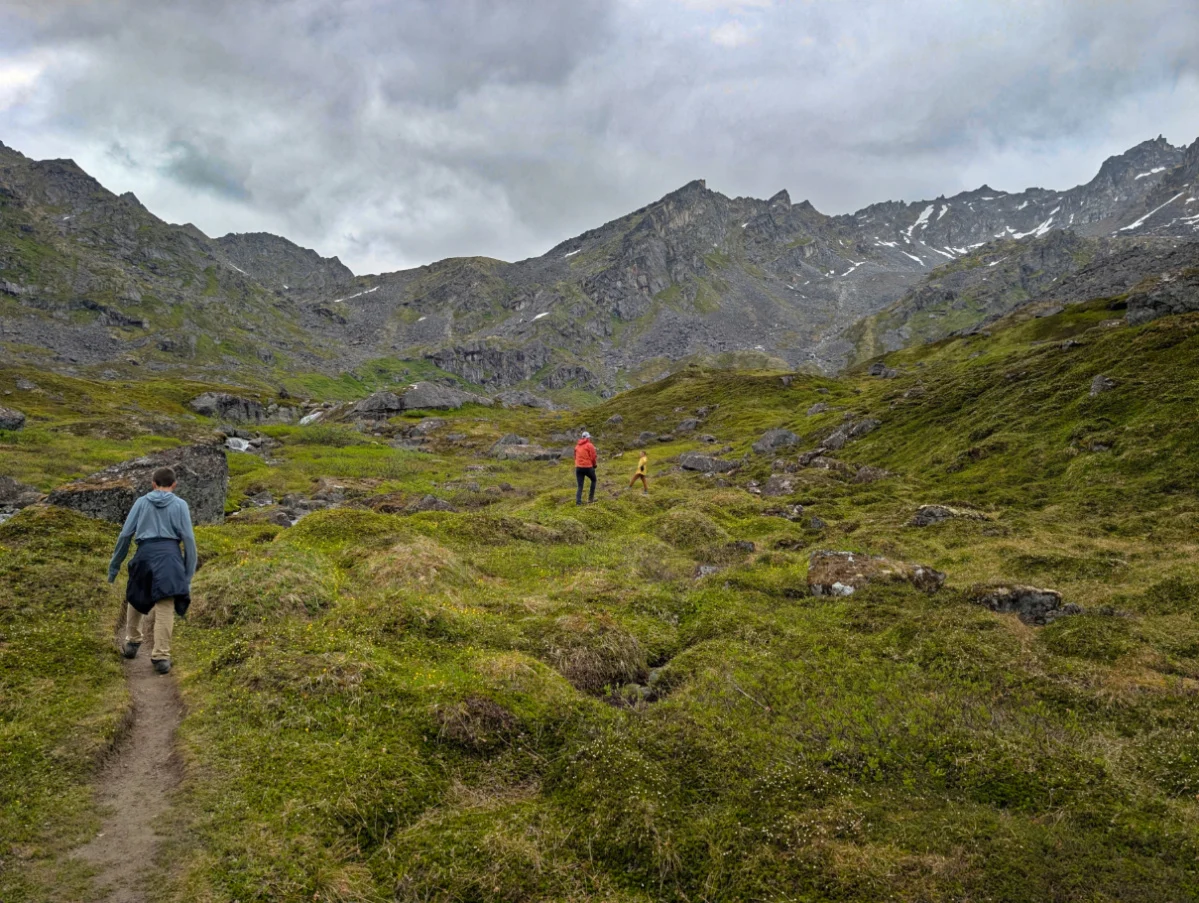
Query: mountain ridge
2,134,1198,397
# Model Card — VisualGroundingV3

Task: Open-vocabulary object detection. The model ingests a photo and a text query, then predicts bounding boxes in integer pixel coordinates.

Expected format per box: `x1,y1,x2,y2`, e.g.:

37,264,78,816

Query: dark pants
576,466,596,504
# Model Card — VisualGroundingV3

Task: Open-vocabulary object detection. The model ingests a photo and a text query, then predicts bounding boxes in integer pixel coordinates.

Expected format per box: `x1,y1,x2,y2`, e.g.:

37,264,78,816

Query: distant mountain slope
2,134,1198,392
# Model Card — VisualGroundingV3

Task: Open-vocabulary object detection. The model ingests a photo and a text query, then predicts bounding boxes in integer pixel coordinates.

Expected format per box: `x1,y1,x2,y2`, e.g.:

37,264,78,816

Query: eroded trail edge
71,634,183,903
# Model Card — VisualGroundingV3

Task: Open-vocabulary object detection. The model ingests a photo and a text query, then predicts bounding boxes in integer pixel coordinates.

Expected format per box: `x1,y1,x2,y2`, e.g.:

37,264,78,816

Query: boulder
493,433,527,446
188,392,265,423
969,584,1079,626
0,405,26,431
1089,375,1116,397
349,391,405,419
407,494,458,513
752,429,801,455
761,474,798,497
402,382,492,411
638,431,658,444
806,402,829,416
676,418,699,432
908,504,988,527
47,444,228,525
867,363,900,379
805,455,856,476
0,475,41,508
807,550,946,597
495,390,555,410
822,418,880,450
678,452,738,474
606,414,624,426
408,417,447,436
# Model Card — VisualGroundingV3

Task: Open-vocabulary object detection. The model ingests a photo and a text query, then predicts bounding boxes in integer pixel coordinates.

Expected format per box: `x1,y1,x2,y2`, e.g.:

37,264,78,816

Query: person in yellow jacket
629,450,649,494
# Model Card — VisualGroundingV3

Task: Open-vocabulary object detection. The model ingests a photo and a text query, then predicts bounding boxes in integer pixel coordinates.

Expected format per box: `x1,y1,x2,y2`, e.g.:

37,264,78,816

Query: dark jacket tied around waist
126,539,192,616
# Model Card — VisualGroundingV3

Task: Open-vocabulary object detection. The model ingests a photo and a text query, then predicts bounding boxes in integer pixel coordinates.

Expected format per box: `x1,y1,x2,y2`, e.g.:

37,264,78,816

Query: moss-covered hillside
5,296,1199,901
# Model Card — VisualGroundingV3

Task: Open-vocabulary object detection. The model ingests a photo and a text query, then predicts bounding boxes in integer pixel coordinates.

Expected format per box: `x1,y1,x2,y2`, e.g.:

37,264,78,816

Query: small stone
1089,375,1116,397
806,402,829,416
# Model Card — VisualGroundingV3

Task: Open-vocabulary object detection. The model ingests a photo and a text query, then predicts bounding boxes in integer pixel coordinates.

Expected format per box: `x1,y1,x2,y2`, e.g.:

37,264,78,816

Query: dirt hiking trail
70,607,183,903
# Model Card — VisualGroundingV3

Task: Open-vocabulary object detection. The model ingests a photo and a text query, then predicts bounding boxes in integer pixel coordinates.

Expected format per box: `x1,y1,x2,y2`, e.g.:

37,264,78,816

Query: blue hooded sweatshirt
107,490,198,585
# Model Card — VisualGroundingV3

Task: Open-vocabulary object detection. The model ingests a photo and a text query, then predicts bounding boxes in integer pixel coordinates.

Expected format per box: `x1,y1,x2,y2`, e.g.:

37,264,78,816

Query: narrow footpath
70,612,183,903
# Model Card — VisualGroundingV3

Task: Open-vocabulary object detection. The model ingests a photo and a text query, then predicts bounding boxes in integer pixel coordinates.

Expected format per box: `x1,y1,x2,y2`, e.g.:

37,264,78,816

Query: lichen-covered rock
752,429,800,454
909,504,989,527
761,474,797,497
348,391,405,419
0,475,41,508
402,382,493,411
606,414,624,426
407,494,458,513
188,392,265,423
1090,375,1116,397
0,405,27,430
808,550,945,596
969,584,1080,626
47,444,228,525
495,390,555,410
678,452,738,473
676,418,699,432
806,402,829,416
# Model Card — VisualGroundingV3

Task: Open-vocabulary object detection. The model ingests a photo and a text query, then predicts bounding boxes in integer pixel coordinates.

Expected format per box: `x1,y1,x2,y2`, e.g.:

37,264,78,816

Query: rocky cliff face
3,134,1198,392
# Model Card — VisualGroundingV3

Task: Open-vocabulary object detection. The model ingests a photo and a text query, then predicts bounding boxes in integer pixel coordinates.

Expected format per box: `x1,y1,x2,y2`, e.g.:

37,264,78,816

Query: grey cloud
161,140,251,201
2,0,1198,274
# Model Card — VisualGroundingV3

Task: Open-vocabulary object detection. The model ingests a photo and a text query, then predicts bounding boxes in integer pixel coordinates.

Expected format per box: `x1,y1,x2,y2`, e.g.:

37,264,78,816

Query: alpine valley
3,134,1199,401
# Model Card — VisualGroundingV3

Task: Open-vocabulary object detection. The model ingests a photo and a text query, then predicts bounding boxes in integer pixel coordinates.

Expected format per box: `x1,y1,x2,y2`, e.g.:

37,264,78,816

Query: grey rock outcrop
0,475,41,508
0,405,27,430
47,444,228,525
349,391,405,419
969,584,1080,626
495,390,556,409
808,550,945,596
1090,375,1116,397
189,392,265,423
752,429,801,455
401,382,493,411
909,504,988,527
678,452,738,474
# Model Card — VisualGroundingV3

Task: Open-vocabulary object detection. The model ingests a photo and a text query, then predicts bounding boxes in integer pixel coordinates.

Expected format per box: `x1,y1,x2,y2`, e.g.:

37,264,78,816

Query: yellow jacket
636,454,648,475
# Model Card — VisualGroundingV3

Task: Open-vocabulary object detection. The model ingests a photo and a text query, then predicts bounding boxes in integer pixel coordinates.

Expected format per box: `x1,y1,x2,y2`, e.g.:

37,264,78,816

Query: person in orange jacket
574,431,598,505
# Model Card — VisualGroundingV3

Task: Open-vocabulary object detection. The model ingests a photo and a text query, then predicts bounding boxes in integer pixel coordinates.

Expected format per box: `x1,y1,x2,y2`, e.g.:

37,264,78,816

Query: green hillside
5,297,1199,901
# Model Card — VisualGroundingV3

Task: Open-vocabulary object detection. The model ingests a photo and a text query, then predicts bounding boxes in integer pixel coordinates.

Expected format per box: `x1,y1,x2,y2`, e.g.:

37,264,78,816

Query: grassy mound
11,303,1199,900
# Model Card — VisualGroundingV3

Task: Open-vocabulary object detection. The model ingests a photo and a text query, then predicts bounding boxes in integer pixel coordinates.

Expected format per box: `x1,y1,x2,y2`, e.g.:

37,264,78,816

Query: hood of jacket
146,489,177,509
576,438,593,448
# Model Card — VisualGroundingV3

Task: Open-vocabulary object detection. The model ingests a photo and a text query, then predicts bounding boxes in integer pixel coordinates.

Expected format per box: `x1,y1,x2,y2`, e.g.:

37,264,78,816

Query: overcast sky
2,0,1198,274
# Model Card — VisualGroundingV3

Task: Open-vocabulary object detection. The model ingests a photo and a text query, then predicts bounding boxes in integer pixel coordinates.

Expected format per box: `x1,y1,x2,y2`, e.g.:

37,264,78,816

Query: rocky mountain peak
214,231,355,292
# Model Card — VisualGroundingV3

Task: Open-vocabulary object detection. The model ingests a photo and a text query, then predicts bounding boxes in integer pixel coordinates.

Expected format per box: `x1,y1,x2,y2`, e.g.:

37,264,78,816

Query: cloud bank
2,0,1198,273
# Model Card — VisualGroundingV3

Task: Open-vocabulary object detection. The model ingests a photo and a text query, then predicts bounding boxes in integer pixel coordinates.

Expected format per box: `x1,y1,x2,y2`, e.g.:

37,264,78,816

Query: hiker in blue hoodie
107,467,197,674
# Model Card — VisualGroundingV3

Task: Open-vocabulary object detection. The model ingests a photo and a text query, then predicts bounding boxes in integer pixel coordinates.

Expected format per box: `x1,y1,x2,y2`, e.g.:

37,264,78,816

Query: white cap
581,431,591,439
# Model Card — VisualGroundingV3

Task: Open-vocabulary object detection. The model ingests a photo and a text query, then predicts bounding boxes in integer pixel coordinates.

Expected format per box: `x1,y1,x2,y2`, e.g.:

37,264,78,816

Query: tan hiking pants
125,599,175,661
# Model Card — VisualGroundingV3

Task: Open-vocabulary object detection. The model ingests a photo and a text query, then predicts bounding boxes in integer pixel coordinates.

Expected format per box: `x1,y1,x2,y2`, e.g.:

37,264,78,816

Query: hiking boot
122,641,141,659
152,659,171,675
